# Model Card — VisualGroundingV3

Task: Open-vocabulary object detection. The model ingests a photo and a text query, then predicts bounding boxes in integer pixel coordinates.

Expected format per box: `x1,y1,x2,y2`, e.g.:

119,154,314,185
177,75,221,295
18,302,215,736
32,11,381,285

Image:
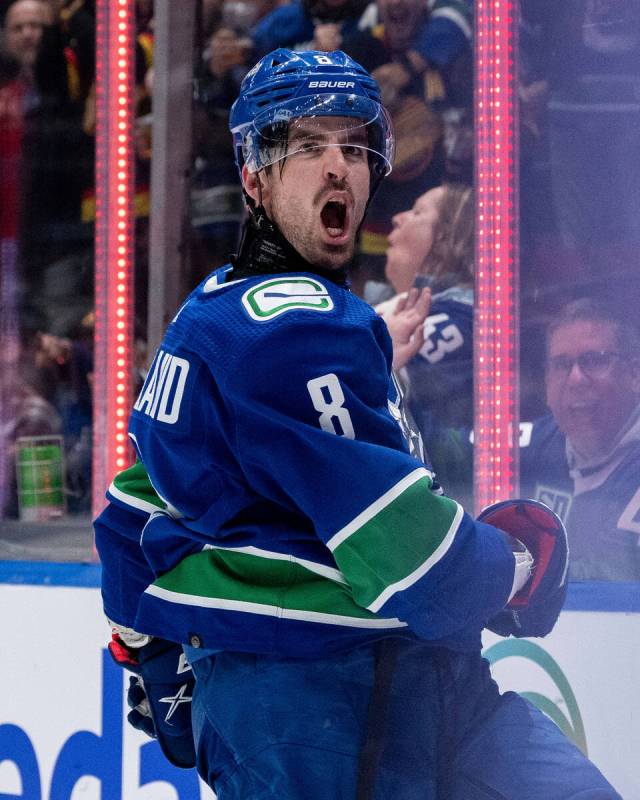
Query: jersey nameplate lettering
134,350,190,424
242,278,334,321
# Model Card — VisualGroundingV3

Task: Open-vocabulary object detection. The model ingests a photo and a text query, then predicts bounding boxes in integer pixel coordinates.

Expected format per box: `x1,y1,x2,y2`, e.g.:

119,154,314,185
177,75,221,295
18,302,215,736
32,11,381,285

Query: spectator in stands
344,0,473,112
17,317,94,512
375,183,474,501
519,0,640,292
520,297,640,582
211,0,281,39
1,0,51,86
0,8,26,308
8,0,95,337
0,360,62,519
0,307,94,518
342,0,472,285
36,323,93,440
250,0,372,59
378,183,473,423
191,23,251,278
384,290,640,582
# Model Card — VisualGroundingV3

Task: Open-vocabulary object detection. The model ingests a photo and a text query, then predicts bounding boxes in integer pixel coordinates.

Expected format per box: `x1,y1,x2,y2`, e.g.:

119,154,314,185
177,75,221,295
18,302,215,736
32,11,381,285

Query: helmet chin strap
231,204,350,287
230,174,350,286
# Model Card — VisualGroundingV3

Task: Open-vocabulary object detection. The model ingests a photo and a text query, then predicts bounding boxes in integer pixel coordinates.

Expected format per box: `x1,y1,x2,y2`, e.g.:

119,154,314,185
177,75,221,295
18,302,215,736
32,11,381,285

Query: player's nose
322,145,349,181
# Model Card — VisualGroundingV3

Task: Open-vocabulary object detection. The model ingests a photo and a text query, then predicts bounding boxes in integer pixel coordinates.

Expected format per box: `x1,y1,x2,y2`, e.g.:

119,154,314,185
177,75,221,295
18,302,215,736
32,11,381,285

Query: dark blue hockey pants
191,638,620,799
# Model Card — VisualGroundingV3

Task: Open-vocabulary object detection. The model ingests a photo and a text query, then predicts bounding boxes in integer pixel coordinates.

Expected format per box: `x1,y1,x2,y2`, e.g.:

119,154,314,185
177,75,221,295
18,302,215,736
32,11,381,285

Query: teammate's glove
478,499,569,638
108,632,197,768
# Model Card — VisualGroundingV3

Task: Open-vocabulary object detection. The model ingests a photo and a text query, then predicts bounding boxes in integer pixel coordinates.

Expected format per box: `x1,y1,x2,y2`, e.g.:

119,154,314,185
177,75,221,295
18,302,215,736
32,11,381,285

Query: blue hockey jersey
406,286,474,433
520,413,640,582
95,268,515,657
374,285,474,503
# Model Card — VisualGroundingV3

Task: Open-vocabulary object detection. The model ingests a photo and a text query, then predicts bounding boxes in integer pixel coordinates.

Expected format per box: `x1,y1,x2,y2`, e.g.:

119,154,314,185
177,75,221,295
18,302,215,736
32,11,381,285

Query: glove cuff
108,619,153,648
508,540,534,602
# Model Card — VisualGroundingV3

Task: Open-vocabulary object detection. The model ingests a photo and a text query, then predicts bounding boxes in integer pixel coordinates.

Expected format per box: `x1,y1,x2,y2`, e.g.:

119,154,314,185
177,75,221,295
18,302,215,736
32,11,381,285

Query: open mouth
321,200,348,238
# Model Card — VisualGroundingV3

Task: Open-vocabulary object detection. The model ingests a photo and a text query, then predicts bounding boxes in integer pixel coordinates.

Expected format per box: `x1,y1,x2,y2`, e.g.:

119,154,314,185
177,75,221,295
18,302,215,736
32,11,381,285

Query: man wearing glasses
521,297,640,581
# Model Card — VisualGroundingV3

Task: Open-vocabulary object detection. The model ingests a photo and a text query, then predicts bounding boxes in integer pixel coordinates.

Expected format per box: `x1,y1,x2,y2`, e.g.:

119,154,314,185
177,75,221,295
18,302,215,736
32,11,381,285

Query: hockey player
95,50,621,798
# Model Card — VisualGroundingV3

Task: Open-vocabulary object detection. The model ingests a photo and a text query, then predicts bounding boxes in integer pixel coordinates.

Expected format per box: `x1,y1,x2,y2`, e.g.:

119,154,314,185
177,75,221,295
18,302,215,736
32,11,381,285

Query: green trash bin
15,435,66,522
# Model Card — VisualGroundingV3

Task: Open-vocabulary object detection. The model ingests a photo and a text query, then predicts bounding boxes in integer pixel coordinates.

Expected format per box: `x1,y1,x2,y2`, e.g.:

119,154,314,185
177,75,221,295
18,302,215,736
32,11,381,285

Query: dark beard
229,207,350,288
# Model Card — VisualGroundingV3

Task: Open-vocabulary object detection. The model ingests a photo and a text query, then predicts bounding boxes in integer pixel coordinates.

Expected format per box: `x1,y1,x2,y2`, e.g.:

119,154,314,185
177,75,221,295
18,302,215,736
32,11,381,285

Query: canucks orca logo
483,639,588,754
242,278,334,320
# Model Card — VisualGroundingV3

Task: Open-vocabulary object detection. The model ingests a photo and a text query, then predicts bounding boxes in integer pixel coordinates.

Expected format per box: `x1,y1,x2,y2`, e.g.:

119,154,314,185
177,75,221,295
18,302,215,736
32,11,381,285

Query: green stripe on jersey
149,548,406,628
110,461,166,514
328,469,461,611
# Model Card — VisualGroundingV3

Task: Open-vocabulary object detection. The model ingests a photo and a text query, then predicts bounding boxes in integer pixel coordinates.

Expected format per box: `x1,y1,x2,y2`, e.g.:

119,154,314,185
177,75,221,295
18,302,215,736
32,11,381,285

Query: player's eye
293,136,325,153
341,144,367,160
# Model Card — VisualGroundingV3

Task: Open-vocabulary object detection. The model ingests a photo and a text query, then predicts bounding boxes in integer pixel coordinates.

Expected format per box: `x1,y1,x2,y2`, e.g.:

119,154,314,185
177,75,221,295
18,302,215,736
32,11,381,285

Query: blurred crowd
519,0,640,302
0,0,638,580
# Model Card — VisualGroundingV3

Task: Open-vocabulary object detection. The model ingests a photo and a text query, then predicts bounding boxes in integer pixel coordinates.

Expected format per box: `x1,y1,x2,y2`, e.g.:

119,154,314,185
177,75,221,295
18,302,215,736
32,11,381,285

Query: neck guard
230,208,350,288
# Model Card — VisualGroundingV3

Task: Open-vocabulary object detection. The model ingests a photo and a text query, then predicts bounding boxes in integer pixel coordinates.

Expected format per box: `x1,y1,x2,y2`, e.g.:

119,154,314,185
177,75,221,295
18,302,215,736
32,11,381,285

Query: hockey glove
478,499,569,638
108,633,197,768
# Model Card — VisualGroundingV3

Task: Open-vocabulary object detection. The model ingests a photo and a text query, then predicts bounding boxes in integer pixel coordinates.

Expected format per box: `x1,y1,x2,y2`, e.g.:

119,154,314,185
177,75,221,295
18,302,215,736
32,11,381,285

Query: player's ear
242,165,267,207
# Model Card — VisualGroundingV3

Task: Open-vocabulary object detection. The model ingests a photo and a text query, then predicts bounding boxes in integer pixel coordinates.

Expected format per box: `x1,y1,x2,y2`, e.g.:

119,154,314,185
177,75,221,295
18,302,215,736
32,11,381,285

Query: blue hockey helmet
229,49,394,181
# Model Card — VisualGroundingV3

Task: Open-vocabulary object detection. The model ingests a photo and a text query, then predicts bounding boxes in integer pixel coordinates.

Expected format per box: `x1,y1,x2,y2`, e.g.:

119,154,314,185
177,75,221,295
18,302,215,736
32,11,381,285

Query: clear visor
240,93,394,176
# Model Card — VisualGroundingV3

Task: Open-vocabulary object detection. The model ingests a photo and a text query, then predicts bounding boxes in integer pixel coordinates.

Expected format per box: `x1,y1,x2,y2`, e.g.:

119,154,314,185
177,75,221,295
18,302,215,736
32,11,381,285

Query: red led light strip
93,0,136,517
474,0,520,512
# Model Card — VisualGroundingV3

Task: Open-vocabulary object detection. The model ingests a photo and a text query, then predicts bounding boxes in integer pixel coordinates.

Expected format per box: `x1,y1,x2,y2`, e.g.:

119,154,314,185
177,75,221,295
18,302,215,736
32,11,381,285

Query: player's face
385,186,445,294
243,117,372,269
546,320,640,458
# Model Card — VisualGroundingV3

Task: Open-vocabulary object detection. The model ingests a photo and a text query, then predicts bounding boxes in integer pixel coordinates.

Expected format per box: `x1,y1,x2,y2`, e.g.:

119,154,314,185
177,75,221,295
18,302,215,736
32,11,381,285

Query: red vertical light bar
93,0,136,517
474,0,520,512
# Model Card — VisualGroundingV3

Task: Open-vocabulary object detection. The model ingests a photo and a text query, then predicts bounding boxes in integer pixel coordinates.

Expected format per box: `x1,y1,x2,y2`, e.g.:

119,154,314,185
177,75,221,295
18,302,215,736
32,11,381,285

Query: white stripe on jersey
144,584,408,628
367,501,464,613
326,468,429,551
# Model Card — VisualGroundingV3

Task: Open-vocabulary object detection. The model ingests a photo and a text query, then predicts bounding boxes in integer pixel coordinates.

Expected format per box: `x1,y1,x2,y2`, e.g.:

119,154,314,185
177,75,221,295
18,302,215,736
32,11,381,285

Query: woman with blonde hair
383,182,473,298
378,182,475,438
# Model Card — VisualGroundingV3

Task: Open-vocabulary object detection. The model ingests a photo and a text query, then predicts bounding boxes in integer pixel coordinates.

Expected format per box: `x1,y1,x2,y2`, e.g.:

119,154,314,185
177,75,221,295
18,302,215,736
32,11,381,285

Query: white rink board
0,583,215,800
482,613,639,799
1,580,638,799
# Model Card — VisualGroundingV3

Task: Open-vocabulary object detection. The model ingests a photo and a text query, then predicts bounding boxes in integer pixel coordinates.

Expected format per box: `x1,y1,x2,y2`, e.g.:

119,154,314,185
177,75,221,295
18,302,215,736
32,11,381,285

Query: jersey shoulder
519,414,572,508
607,438,640,490
429,286,474,322
524,414,566,455
166,270,383,368
130,271,391,444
